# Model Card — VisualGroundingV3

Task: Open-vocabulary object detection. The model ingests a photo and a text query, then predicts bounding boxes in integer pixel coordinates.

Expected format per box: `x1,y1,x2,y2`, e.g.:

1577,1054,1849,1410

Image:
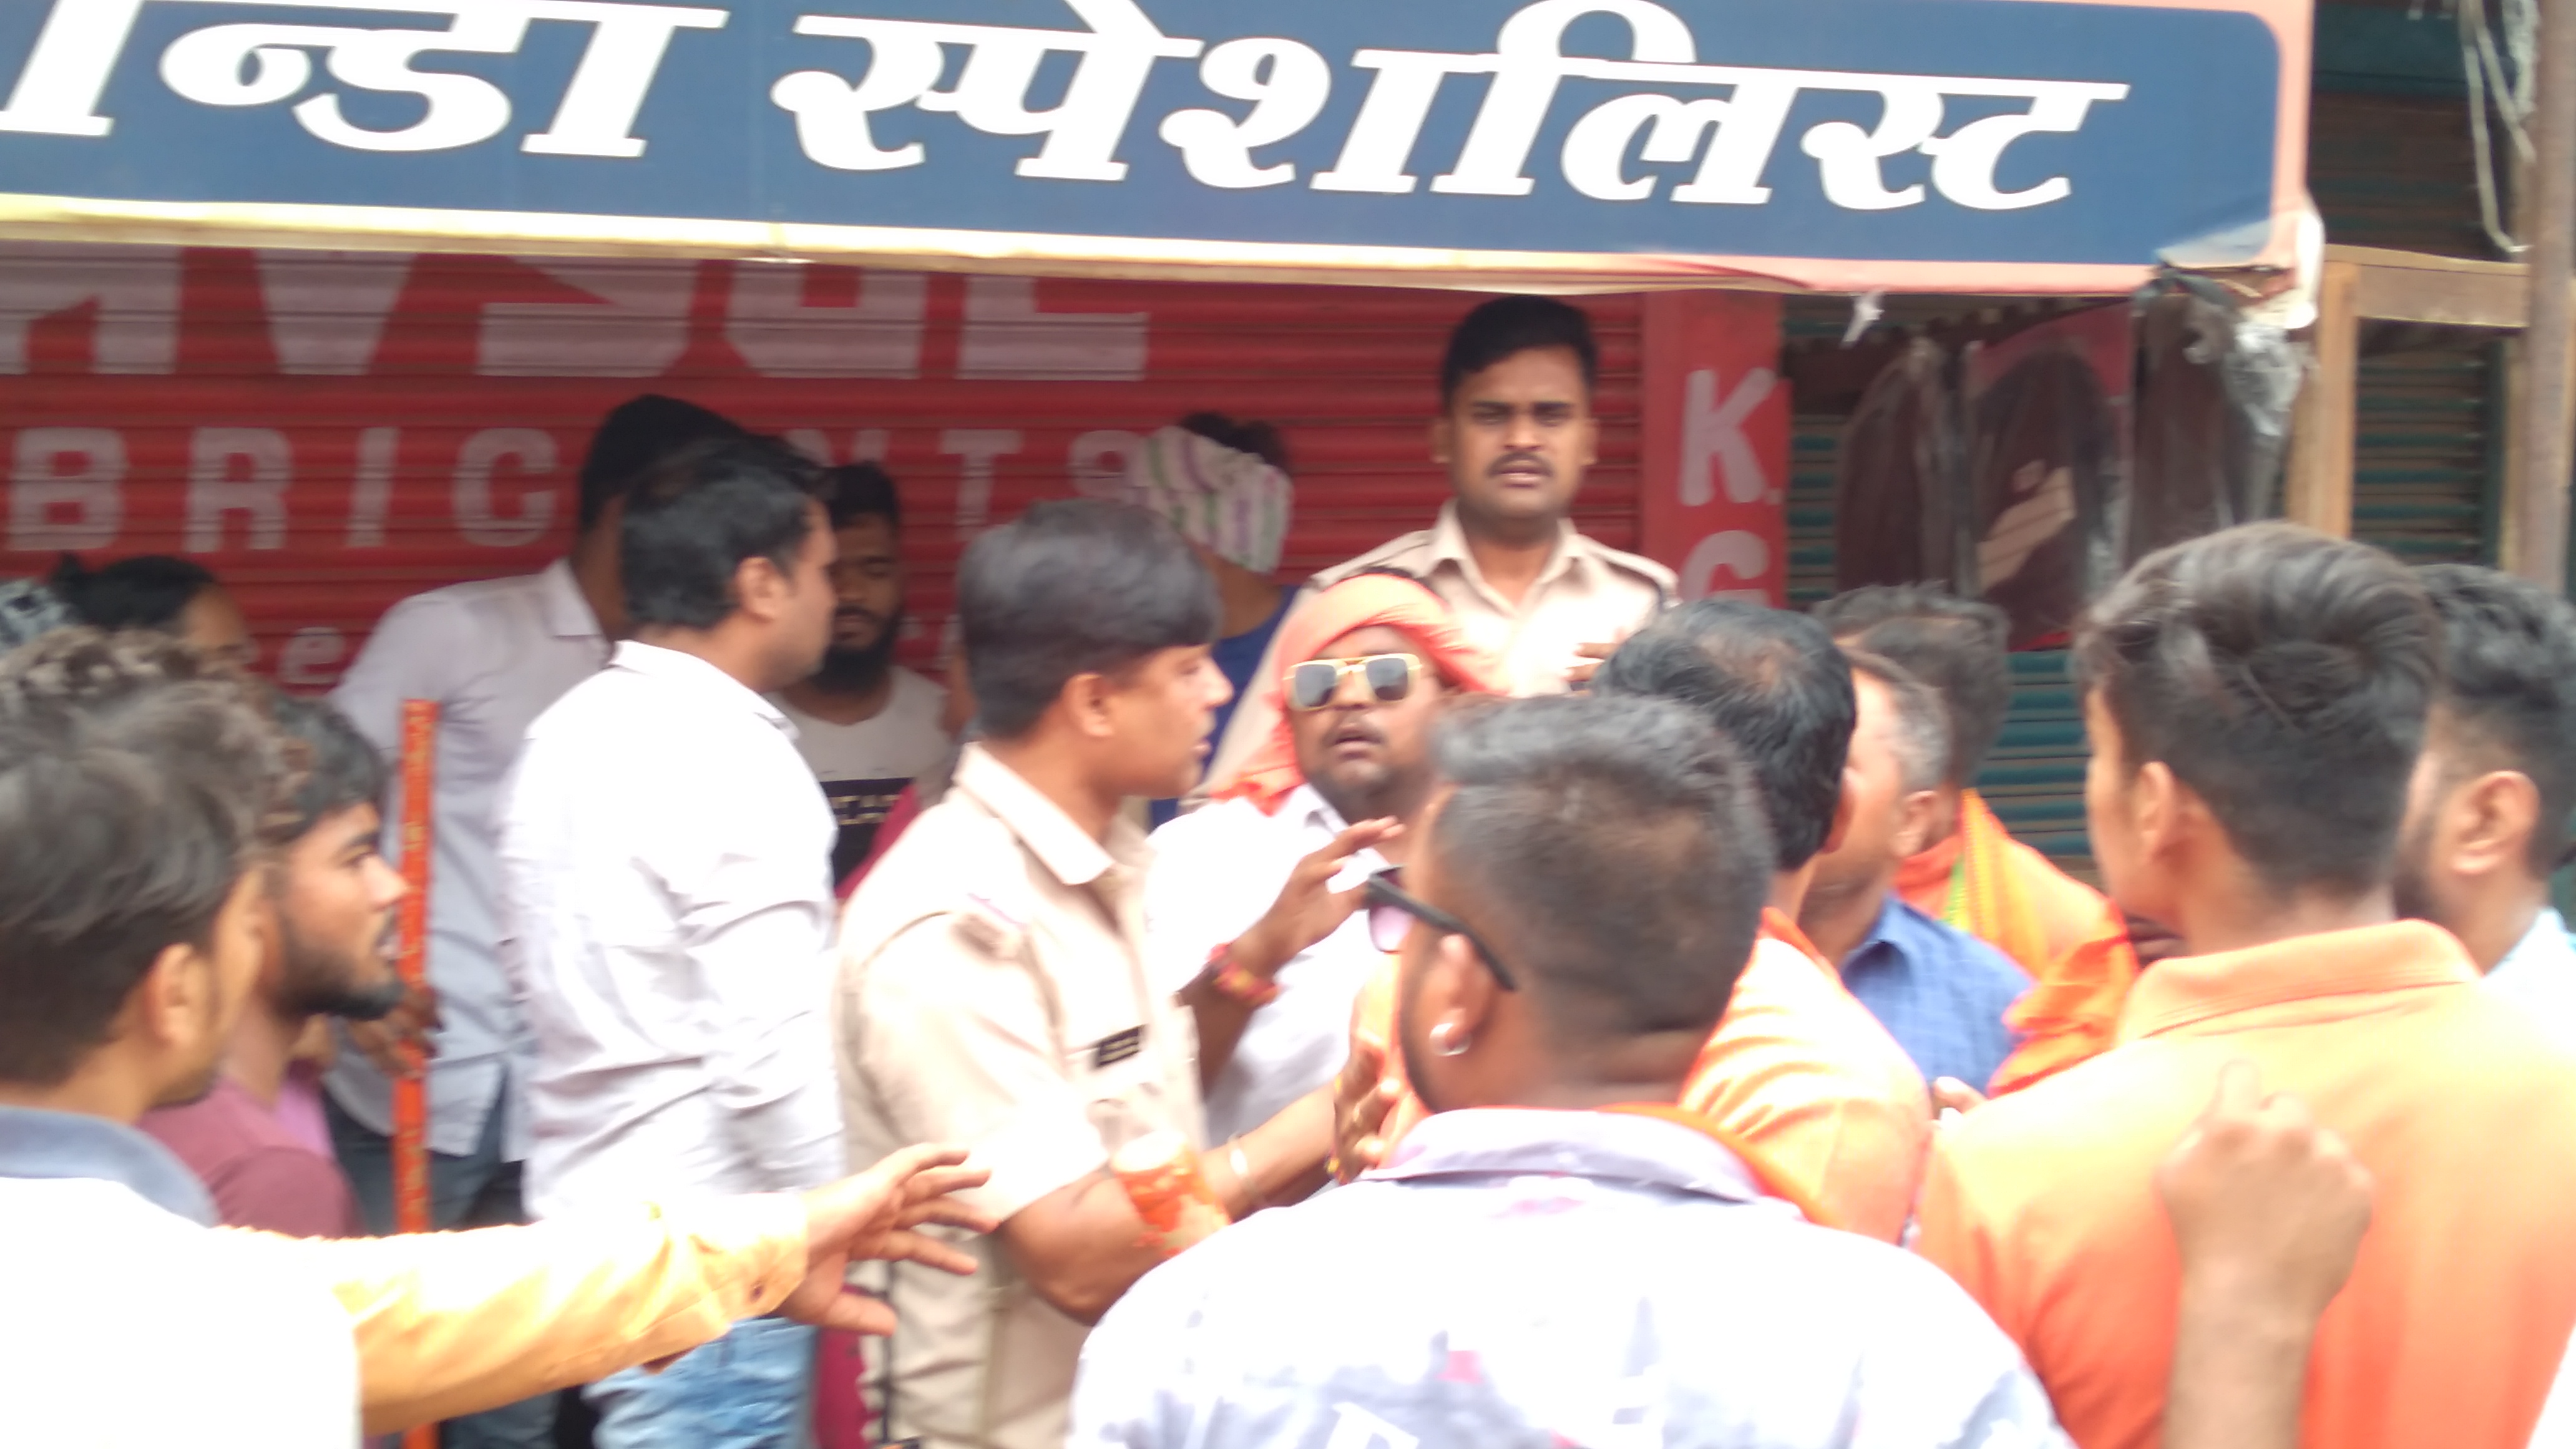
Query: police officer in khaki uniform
1203,295,1675,794
837,500,1334,1449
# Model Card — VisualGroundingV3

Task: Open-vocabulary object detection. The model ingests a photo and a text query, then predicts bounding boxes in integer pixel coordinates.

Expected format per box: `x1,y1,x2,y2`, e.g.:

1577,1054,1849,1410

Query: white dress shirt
501,640,844,1218
1142,785,1388,1141
2488,906,2576,1049
327,560,608,1159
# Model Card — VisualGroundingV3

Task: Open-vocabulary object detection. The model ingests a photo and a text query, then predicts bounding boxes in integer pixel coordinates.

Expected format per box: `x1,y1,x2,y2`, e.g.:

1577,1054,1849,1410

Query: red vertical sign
1638,292,1791,605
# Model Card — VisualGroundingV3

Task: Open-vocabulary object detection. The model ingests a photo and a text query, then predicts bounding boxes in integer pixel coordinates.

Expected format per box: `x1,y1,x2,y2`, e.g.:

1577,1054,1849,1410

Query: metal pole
2513,0,2576,588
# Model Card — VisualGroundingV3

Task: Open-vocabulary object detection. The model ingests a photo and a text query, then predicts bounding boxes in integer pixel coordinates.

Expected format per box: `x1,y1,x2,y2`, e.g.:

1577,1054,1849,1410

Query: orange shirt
1350,910,1931,1242
1917,920,2576,1449
1898,792,2140,1095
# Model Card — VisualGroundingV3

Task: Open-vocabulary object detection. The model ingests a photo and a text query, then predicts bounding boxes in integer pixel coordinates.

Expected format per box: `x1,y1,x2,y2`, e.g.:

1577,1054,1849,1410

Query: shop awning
0,0,2311,295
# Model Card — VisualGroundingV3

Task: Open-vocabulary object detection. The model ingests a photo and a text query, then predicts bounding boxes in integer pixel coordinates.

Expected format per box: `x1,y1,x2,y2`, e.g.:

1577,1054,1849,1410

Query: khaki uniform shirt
835,744,1203,1449
1205,500,1675,792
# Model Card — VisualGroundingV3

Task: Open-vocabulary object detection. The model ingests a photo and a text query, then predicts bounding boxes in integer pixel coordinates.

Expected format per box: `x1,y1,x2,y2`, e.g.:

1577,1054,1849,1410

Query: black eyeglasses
1362,869,1520,992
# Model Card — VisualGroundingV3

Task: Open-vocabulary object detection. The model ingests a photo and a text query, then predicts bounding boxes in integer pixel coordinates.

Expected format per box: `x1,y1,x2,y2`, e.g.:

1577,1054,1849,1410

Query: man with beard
2391,564,2576,1042
775,463,951,881
1143,572,1506,1142
1203,296,1672,791
141,694,407,1236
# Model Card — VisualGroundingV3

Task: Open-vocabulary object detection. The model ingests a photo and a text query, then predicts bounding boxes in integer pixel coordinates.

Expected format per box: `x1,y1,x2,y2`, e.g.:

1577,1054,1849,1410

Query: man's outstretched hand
786,1146,997,1335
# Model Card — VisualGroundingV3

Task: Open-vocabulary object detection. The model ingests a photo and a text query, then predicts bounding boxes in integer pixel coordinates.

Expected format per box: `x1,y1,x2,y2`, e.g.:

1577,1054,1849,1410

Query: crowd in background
1,295,2574,1449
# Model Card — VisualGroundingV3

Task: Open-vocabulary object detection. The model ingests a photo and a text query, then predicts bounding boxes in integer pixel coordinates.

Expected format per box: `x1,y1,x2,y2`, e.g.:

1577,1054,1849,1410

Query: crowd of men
2,294,2574,1449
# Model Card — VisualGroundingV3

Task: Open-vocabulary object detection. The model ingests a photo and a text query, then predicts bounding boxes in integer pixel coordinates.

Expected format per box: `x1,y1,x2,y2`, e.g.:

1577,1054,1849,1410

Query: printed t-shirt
775,665,950,881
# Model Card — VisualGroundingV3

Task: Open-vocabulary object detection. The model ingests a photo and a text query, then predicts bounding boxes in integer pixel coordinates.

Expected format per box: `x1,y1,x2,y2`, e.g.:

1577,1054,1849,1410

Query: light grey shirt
1073,1108,2067,1449
326,560,607,1159
502,640,844,1217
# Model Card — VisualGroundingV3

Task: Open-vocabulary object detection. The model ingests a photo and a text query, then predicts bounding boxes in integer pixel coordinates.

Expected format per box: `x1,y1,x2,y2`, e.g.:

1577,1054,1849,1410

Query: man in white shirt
502,433,846,1448
328,393,743,1446
773,462,950,882
1144,572,1505,1141
2392,565,2576,1043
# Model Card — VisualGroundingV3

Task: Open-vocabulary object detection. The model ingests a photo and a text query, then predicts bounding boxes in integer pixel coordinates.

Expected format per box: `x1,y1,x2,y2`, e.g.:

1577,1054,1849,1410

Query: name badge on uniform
1091,1026,1145,1070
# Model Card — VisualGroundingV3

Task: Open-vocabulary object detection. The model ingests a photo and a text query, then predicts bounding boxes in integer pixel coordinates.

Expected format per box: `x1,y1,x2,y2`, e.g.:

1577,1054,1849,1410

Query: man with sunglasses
1144,573,1506,1144
1074,696,2069,1448
1199,295,1673,799
835,500,1338,1449
1337,600,1934,1241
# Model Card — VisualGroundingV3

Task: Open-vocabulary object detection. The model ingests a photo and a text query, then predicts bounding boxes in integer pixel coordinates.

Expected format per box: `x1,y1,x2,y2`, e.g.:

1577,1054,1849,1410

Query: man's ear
126,940,213,1056
1819,768,1858,858
1059,671,1119,741
2452,770,2542,880
1891,788,1944,859
732,554,788,624
2133,760,2190,864
1427,416,1453,467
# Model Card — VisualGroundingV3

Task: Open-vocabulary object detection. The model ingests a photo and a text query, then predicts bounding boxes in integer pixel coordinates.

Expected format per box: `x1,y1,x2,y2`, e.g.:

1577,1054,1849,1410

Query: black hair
2074,522,2437,897
1432,695,1770,1044
622,436,826,631
1177,411,1290,472
955,499,1219,739
824,461,902,533
578,394,748,532
0,629,288,1085
1813,583,2012,788
2417,564,2576,874
49,554,219,632
1843,648,1951,797
1594,600,1856,872
270,694,386,843
1440,296,1599,407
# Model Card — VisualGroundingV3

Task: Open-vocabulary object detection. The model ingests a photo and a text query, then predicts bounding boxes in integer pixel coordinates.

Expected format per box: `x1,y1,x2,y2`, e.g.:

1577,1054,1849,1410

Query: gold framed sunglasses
1287,653,1427,711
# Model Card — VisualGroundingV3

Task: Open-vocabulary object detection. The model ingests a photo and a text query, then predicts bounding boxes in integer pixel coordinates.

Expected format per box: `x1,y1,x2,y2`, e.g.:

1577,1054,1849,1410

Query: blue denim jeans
326,1093,557,1449
585,1316,816,1449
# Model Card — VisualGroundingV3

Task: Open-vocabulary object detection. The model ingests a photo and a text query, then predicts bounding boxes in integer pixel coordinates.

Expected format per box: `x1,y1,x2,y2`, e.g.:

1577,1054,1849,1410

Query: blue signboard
0,0,2306,291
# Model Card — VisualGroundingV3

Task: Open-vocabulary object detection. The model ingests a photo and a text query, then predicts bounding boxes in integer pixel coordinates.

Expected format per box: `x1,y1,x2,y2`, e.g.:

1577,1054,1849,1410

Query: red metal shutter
0,245,1639,690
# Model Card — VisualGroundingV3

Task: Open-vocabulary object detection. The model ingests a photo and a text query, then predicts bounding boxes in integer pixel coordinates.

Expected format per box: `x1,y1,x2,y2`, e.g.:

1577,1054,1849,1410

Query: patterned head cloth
1211,572,1509,816
0,578,71,656
1121,424,1293,576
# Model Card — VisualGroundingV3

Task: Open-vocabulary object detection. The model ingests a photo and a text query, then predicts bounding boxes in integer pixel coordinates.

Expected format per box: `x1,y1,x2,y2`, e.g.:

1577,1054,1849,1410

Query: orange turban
1211,573,1508,814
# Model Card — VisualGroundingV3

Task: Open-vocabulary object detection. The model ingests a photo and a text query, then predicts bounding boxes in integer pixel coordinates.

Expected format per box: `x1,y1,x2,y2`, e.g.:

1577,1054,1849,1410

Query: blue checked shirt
1072,1108,2068,1449
1841,894,2031,1092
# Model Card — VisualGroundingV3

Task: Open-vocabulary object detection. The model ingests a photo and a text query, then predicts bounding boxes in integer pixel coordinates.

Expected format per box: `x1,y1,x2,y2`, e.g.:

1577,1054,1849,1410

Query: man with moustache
1144,572,1506,1143
1203,296,1672,790
774,462,951,881
141,695,409,1236
836,501,1335,1449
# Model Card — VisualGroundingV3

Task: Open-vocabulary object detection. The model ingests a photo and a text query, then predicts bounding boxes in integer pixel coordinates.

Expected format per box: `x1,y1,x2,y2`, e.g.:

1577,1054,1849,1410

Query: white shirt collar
1286,781,1347,836
2492,906,2576,987
610,640,792,734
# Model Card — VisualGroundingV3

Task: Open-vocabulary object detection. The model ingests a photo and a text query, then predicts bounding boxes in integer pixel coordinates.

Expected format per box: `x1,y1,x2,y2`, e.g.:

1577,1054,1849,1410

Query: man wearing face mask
141,695,409,1237
774,463,952,882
